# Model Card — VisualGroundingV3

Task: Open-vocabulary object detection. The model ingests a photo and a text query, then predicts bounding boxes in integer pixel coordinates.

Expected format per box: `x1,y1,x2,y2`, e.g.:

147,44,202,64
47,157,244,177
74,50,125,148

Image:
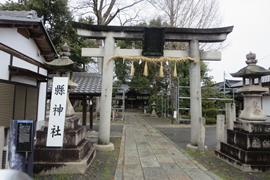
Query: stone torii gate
73,22,233,151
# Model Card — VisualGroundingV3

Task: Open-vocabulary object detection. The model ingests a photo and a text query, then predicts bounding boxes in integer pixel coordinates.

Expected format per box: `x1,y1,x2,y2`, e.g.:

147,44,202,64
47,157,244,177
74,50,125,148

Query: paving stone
142,167,169,179
124,176,145,180
123,164,143,177
153,150,175,163
151,133,162,137
125,149,138,156
176,159,198,169
160,142,175,149
149,142,164,150
145,135,157,142
167,147,180,153
160,163,184,174
140,156,160,167
125,140,137,150
183,168,213,180
137,141,151,150
156,137,169,143
135,138,147,142
168,151,189,161
167,174,192,180
125,156,140,165
138,149,153,158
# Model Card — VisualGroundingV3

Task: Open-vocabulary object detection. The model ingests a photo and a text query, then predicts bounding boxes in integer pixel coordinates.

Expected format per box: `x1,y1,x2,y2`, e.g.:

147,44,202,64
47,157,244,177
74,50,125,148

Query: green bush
205,117,216,124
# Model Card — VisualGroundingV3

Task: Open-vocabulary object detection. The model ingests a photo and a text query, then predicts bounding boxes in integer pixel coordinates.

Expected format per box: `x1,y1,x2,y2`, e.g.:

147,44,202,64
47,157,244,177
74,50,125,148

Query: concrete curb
114,124,125,180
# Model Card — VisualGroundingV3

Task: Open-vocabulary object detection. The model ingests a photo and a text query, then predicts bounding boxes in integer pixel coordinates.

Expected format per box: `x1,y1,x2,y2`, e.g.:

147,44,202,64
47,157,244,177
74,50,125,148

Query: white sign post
46,77,68,147
173,111,177,118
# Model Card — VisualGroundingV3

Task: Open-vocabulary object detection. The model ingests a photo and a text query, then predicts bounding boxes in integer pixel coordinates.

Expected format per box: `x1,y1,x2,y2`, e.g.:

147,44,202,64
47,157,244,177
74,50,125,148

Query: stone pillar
216,114,225,150
197,118,205,153
226,103,236,129
96,34,114,150
189,40,202,146
8,120,25,171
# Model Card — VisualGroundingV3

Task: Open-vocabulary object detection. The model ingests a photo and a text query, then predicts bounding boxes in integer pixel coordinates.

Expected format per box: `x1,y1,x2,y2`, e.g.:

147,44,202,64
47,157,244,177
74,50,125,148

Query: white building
0,10,57,137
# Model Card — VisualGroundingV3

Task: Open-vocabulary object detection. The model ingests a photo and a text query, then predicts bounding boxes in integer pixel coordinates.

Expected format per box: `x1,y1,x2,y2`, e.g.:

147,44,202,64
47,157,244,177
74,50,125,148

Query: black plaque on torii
142,27,166,56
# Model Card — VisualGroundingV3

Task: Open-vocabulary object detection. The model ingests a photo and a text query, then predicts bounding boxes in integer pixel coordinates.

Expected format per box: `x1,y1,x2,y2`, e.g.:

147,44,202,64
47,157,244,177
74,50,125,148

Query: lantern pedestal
34,116,96,175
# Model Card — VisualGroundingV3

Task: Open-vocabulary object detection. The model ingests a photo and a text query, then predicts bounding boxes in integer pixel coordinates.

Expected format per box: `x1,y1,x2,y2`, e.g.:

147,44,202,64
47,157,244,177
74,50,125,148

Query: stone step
220,142,270,165
33,146,96,175
44,116,80,130
227,129,270,151
36,125,86,148
34,139,92,162
215,149,270,172
234,121,270,134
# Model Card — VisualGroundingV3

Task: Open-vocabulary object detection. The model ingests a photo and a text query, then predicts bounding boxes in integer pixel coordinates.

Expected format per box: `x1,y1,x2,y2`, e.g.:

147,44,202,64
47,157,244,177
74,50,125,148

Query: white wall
37,82,47,130
39,67,48,76
0,51,10,80
262,96,270,121
0,28,46,63
13,56,38,72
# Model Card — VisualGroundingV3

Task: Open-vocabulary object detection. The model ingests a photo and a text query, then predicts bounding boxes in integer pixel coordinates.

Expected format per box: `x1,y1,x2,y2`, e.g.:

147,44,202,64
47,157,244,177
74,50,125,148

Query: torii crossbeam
73,22,233,151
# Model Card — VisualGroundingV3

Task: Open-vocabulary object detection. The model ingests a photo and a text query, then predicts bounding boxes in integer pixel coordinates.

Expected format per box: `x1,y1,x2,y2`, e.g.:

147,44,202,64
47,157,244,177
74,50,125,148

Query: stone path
115,113,222,180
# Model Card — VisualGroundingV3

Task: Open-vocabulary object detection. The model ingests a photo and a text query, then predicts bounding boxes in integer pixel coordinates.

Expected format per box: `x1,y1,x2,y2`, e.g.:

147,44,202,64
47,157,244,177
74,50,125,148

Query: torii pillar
97,34,115,150
74,22,233,151
189,40,202,147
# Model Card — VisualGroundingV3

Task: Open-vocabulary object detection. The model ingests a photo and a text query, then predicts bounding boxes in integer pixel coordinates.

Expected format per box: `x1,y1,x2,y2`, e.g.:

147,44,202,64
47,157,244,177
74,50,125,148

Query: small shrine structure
33,44,96,175
215,52,270,172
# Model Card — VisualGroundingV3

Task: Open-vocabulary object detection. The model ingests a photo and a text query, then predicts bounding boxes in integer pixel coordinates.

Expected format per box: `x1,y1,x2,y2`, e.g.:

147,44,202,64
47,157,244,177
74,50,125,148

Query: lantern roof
231,52,270,78
44,43,76,71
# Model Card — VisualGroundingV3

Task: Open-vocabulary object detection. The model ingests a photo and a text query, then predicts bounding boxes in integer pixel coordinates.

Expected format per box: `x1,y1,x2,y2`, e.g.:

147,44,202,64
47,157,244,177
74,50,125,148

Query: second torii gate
73,22,233,151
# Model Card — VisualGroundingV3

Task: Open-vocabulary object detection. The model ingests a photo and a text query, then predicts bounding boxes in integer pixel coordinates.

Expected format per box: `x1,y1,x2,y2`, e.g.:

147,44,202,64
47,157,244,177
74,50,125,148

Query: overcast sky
1,0,270,83
209,0,270,83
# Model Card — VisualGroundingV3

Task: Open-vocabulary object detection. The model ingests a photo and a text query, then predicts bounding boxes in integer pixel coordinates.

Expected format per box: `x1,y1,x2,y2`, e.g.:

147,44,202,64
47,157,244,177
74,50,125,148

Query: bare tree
147,0,222,28
70,0,145,73
70,0,145,25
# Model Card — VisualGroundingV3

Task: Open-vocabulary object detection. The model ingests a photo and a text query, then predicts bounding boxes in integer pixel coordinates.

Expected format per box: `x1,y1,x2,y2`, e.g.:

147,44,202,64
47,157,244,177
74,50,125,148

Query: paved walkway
114,112,222,180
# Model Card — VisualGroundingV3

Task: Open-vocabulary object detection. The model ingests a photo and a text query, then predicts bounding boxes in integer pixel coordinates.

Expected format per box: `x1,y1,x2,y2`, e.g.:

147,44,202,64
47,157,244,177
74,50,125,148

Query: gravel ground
33,137,120,180
186,147,270,180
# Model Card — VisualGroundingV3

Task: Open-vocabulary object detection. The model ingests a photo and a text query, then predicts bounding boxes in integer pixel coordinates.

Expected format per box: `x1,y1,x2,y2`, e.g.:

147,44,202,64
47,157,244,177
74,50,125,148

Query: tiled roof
72,72,102,94
231,75,270,88
48,72,102,94
117,84,130,93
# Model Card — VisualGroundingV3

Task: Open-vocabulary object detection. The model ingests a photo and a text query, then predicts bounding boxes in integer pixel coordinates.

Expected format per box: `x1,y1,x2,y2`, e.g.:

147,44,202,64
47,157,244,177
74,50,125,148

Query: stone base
94,142,114,151
34,139,92,162
33,147,96,175
186,143,208,152
215,121,270,172
215,150,270,172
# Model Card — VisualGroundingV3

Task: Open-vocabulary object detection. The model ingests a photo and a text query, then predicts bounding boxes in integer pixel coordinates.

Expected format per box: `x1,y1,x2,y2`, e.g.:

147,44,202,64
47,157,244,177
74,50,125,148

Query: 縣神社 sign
47,77,68,147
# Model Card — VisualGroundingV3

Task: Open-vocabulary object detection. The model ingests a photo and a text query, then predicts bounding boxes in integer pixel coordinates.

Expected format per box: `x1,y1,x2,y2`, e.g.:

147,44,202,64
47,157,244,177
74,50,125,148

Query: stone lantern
215,52,270,172
34,43,96,175
151,101,158,117
44,43,78,117
231,52,270,122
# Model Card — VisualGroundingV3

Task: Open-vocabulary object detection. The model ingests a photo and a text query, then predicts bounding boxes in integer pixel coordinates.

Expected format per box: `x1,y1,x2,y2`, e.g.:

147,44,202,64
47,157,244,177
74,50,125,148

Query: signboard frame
16,120,33,152
46,77,68,147
142,27,166,56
